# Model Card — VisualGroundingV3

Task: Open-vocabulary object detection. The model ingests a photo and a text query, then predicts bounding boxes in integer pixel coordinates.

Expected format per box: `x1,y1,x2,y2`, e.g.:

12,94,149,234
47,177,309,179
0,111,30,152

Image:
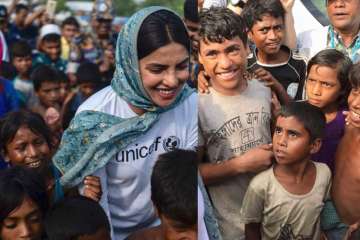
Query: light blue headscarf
53,6,194,187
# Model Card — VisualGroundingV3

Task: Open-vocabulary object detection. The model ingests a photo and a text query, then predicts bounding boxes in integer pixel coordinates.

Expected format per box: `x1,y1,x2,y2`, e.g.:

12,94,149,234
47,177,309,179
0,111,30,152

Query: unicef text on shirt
115,136,181,162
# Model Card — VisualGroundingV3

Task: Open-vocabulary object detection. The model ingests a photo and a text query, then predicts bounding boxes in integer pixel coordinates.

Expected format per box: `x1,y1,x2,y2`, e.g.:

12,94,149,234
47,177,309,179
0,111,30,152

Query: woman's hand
83,176,102,202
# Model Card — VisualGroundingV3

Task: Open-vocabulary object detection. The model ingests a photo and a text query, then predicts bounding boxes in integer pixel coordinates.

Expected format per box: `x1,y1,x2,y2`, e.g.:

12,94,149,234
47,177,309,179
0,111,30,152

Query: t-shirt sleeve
323,165,332,201
185,95,198,150
240,178,265,224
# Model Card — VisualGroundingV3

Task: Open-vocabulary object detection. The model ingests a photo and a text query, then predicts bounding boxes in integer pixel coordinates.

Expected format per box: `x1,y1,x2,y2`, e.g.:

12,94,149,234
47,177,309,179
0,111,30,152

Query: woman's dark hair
307,49,352,108
137,10,190,60
0,166,48,223
0,110,54,156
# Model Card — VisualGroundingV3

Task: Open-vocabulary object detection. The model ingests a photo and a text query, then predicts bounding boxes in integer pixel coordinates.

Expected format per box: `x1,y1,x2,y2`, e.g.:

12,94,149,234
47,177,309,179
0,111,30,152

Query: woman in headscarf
52,6,197,240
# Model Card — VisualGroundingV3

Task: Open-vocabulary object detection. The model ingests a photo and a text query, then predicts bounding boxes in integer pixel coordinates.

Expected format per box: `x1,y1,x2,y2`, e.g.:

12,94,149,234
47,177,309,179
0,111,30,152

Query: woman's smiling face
139,42,190,108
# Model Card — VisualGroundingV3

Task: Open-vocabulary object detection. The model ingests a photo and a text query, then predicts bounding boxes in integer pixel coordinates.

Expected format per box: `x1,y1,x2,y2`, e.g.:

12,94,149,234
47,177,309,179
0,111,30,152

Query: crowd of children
0,0,360,239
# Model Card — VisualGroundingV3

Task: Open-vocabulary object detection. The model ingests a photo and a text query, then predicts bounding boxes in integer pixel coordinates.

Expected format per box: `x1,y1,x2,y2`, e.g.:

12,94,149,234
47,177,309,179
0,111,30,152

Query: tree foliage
113,0,184,16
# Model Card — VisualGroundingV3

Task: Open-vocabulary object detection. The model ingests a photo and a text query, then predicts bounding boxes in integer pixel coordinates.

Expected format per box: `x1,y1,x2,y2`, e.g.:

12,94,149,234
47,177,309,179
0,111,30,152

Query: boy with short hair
241,0,306,101
45,196,111,240
10,40,36,106
241,101,331,239
127,149,197,240
61,17,80,60
198,7,273,240
30,65,61,117
33,24,67,72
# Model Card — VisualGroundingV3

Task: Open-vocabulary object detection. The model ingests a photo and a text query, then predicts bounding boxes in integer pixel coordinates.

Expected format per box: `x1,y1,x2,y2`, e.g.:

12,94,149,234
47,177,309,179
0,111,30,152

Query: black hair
349,62,360,89
0,61,17,80
307,49,352,108
61,16,80,29
184,0,199,23
15,4,28,14
42,33,61,43
137,10,190,60
199,7,247,45
241,0,285,30
277,101,326,141
45,196,110,240
0,166,48,224
31,65,60,91
11,40,32,59
76,62,102,85
56,70,69,84
151,149,197,229
0,110,54,156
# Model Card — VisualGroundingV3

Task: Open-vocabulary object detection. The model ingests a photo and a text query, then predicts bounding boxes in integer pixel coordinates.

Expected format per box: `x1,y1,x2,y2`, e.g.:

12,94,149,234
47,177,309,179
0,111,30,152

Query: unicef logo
163,136,180,152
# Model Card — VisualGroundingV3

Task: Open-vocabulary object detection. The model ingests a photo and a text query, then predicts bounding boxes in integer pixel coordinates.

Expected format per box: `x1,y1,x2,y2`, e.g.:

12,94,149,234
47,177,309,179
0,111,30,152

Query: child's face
1,196,43,240
248,14,284,55
79,83,98,99
77,227,111,240
36,81,61,108
5,126,51,170
184,19,200,54
273,116,319,165
12,56,32,76
62,24,78,42
198,37,248,94
347,87,360,128
41,40,61,61
306,65,341,110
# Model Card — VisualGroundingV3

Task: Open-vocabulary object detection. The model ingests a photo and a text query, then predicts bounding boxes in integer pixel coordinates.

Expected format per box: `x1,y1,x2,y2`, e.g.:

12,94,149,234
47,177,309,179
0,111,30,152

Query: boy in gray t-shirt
198,8,273,240
241,102,331,239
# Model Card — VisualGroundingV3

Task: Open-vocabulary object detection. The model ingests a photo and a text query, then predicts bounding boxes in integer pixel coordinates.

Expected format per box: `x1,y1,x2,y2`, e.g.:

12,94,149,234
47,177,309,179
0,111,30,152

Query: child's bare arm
199,144,273,185
245,223,261,240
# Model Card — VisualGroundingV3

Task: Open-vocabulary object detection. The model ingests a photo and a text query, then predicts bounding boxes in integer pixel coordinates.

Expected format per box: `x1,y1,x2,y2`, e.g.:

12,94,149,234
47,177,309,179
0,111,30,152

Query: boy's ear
309,138,322,155
198,50,204,65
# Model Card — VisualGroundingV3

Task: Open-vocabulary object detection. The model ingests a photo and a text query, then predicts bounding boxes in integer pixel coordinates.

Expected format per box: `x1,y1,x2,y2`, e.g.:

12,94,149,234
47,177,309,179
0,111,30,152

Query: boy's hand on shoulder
83,175,102,202
254,68,281,90
198,70,210,94
232,144,273,173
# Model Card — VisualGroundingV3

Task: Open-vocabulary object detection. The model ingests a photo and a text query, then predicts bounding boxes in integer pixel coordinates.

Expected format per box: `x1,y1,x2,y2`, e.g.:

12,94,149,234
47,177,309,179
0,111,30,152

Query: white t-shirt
77,86,198,240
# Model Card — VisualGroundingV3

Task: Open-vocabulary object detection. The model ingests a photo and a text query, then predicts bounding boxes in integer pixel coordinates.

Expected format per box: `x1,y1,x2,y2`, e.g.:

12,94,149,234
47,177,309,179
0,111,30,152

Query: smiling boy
242,0,306,101
198,7,273,240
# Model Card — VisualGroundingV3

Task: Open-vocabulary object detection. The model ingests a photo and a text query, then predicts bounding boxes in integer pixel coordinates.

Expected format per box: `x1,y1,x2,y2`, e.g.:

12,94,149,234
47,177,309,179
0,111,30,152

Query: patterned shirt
327,26,360,62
